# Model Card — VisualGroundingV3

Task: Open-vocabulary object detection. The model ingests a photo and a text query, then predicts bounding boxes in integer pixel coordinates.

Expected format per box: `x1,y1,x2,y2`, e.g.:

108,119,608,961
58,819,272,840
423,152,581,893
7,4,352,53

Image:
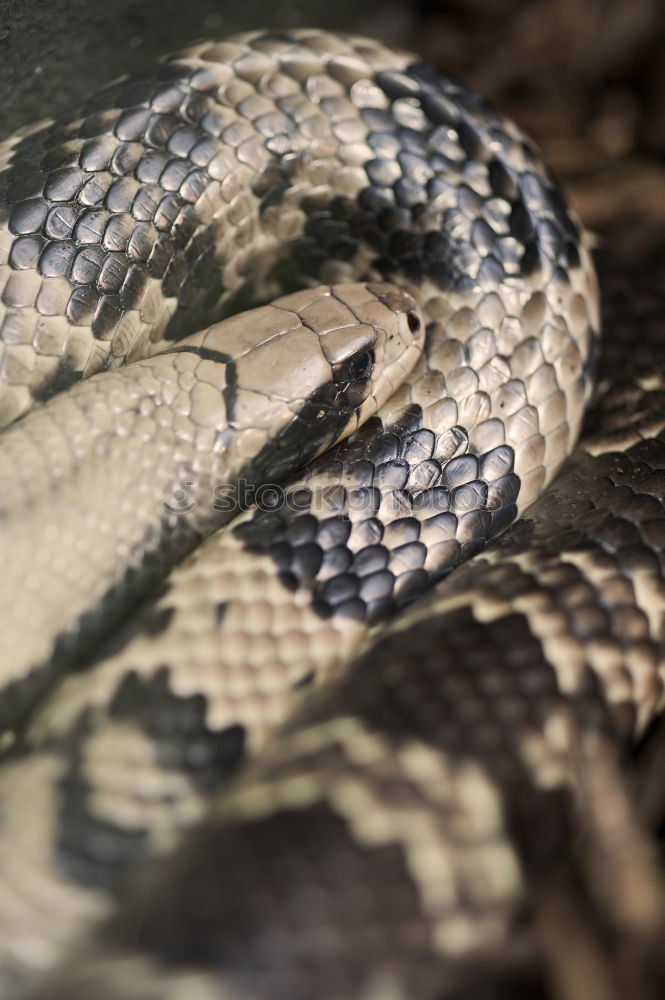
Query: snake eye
407,311,420,334
334,349,373,383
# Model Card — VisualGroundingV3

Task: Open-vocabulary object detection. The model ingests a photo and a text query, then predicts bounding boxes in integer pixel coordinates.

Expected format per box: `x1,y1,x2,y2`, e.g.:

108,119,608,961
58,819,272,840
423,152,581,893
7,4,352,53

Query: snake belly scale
0,27,600,999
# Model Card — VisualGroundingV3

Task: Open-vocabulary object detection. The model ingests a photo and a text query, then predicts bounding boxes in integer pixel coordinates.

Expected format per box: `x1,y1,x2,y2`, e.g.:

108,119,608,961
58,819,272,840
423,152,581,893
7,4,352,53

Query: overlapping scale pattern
0,27,600,998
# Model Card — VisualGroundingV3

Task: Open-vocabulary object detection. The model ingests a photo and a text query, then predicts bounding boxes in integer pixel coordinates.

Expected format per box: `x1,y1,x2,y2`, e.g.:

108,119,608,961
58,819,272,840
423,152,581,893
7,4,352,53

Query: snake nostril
407,312,421,334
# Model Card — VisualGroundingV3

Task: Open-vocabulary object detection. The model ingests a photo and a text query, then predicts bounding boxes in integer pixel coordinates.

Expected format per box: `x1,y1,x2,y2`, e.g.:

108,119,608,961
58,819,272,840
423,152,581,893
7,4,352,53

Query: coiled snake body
3,25,654,1000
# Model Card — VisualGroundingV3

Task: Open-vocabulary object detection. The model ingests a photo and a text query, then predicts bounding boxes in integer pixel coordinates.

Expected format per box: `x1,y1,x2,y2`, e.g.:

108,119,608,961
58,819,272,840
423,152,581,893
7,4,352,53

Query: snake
0,279,423,717
0,22,645,1000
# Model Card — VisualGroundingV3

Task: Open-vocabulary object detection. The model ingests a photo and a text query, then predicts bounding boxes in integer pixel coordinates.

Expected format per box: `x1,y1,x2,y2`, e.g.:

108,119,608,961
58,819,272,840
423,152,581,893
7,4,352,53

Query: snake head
270,281,425,472
196,281,424,480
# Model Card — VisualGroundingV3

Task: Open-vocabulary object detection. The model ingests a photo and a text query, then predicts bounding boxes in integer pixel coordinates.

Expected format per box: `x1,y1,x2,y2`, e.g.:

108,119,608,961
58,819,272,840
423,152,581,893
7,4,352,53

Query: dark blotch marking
105,801,426,993
56,713,151,891
108,670,246,791
293,670,315,690
55,670,247,891
136,605,175,638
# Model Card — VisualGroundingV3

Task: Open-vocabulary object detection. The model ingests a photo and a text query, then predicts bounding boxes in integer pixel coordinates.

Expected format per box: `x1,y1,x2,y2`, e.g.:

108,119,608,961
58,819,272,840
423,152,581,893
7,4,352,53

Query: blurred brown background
411,0,665,264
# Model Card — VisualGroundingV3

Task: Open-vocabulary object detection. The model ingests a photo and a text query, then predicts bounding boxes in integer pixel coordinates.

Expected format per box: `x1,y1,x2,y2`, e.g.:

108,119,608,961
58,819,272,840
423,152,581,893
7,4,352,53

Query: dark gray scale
440,454,478,489
7,198,49,235
353,544,389,576
319,545,354,579
374,460,409,491
39,242,78,279
407,459,440,490
8,235,45,270
291,543,324,580
321,574,360,607
66,286,100,326
383,517,420,547
411,487,451,515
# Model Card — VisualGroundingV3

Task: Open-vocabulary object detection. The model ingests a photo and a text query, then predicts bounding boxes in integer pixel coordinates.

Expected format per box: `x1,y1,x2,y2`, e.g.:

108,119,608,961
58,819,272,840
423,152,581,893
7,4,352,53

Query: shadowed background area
2,0,663,258
0,0,407,135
